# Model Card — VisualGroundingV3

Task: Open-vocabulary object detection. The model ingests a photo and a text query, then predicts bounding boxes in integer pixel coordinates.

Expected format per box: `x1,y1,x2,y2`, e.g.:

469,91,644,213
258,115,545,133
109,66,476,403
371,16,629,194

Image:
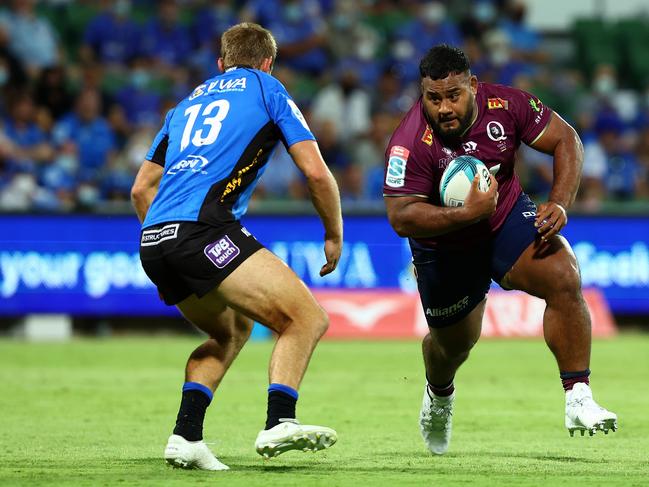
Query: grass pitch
0,334,647,486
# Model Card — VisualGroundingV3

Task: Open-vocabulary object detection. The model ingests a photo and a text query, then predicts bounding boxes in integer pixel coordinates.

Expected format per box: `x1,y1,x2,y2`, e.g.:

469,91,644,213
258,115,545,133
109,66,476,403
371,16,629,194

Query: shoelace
422,404,453,432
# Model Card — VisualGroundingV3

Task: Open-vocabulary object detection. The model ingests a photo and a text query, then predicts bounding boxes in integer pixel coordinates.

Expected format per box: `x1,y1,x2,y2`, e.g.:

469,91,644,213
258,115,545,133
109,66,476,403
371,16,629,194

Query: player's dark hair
221,22,278,70
419,44,471,80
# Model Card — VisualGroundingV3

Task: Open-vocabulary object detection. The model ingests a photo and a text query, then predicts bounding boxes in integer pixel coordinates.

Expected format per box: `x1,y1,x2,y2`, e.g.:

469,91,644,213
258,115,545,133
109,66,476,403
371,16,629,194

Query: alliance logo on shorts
426,296,469,318
386,145,410,188
204,236,240,269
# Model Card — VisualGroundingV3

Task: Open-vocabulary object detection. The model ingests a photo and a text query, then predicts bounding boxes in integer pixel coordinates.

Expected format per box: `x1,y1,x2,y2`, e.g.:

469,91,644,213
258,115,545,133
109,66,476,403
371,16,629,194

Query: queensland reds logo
486,121,507,141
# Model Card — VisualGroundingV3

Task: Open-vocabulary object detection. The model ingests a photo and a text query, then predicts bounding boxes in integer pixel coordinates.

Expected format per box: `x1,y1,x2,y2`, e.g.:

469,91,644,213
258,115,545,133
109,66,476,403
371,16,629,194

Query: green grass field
1,334,648,486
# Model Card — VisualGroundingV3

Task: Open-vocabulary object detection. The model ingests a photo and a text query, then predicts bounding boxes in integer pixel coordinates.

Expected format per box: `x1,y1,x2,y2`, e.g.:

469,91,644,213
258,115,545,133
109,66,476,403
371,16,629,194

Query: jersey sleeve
265,80,316,148
509,87,553,146
145,108,174,166
383,143,433,198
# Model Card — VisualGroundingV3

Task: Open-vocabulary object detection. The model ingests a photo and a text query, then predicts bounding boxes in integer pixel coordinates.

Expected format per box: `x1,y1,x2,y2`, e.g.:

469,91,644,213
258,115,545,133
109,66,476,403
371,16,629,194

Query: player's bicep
288,140,329,181
529,112,579,156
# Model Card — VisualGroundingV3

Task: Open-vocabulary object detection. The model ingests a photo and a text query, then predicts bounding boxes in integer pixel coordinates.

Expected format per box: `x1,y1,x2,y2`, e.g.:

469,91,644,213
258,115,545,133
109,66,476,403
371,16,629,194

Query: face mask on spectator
114,0,131,17
422,3,446,26
131,70,151,90
594,75,617,96
475,2,496,23
284,4,301,22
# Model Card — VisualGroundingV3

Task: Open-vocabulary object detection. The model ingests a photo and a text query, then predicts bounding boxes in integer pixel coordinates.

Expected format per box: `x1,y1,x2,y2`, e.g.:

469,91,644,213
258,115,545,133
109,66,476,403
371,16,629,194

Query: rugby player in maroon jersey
383,45,617,454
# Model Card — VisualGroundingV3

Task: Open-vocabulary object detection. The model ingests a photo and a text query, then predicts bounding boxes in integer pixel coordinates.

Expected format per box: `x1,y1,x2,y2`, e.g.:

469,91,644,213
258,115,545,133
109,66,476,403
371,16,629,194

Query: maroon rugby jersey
383,82,552,249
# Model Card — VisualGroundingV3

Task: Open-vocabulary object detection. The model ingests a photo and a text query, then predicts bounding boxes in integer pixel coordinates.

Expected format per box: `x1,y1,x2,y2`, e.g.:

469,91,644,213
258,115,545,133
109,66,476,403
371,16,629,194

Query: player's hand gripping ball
439,156,497,207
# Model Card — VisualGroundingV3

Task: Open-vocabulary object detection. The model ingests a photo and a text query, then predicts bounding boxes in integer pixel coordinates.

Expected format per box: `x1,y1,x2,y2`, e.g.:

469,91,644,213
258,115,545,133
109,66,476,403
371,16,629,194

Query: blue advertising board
0,214,647,315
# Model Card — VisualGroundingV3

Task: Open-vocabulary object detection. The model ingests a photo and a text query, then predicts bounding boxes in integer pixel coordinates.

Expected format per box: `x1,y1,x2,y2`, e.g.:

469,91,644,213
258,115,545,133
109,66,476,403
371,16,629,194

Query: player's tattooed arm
289,140,343,276
131,160,164,223
530,112,583,241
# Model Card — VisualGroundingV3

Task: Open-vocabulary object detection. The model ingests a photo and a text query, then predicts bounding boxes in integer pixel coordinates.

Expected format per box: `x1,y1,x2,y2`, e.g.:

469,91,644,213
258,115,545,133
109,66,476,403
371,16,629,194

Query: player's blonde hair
221,22,277,70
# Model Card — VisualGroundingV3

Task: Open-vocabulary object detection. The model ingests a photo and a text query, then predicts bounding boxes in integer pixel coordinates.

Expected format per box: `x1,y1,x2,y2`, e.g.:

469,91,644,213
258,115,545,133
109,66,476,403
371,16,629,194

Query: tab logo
204,236,240,269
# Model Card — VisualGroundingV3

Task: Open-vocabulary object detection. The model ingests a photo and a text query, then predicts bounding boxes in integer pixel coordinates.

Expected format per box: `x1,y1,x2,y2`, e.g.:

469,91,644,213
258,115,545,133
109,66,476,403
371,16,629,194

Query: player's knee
546,266,582,301
313,305,329,338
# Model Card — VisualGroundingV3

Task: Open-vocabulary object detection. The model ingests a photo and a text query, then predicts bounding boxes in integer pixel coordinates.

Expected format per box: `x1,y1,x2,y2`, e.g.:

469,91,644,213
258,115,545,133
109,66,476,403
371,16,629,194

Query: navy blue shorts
412,193,540,328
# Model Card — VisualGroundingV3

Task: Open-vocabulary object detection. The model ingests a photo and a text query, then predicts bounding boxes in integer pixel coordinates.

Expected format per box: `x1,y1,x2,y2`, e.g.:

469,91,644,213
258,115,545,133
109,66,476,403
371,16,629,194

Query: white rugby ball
439,156,492,207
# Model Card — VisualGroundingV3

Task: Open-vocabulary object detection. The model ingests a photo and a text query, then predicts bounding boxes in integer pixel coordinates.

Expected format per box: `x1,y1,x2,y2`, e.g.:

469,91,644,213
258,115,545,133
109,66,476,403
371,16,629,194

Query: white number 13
180,100,230,151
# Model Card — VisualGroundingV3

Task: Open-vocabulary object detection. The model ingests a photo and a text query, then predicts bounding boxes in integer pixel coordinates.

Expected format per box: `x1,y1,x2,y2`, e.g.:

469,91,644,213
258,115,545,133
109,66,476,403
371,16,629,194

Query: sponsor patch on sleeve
488,97,509,110
385,146,410,188
421,126,433,146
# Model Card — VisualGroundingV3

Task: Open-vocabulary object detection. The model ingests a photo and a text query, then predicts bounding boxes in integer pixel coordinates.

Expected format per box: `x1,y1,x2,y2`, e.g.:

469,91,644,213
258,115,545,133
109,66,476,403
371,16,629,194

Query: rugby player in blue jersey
131,23,342,470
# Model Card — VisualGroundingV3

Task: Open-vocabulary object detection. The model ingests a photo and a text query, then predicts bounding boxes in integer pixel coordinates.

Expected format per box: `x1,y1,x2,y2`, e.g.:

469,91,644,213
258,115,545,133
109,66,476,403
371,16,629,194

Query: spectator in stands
33,66,73,121
458,0,498,42
0,44,27,111
115,57,162,128
581,116,640,204
243,0,328,75
140,0,194,69
391,2,463,82
0,0,59,78
311,67,371,142
80,0,141,66
53,89,117,186
2,92,54,175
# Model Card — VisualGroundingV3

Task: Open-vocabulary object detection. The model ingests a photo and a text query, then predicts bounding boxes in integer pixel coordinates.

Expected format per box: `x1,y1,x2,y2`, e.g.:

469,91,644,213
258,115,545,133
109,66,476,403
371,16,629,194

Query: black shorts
139,221,264,305
413,193,540,328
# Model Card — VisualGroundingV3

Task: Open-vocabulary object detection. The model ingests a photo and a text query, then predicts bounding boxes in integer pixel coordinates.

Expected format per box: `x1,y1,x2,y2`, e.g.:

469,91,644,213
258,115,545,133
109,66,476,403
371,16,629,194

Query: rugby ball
439,156,492,207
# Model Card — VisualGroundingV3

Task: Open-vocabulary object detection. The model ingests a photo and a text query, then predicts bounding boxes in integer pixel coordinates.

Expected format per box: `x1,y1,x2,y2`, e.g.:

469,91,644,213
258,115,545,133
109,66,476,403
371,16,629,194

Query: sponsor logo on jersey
462,141,478,153
488,97,509,110
189,78,248,100
140,223,179,246
189,84,207,101
522,211,536,218
208,77,247,93
421,125,433,146
529,97,542,112
385,146,410,188
204,236,240,269
166,155,209,175
426,296,469,318
486,120,507,142
220,148,264,202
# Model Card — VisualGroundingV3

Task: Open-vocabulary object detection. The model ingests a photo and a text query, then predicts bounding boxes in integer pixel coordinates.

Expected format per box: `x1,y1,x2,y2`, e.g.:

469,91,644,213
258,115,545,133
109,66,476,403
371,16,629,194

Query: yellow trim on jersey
529,115,552,146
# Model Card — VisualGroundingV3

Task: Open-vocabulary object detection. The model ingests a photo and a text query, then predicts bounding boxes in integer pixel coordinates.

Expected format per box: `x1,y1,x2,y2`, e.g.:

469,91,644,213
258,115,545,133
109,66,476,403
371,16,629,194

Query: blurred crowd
0,0,648,213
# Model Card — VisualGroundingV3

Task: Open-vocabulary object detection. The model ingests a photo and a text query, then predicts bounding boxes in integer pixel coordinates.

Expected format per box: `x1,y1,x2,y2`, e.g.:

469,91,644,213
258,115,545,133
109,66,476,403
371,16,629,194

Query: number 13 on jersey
180,100,230,151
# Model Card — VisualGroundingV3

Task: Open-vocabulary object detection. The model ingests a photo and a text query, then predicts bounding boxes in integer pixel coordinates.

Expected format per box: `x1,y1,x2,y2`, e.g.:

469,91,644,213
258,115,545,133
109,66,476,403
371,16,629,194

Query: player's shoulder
478,81,542,111
387,98,429,157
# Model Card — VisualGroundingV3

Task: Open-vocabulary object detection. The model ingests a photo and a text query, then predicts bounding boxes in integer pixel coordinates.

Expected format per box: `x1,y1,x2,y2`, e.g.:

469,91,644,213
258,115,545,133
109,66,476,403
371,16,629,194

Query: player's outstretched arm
289,140,343,276
530,112,584,241
385,173,498,238
131,160,164,223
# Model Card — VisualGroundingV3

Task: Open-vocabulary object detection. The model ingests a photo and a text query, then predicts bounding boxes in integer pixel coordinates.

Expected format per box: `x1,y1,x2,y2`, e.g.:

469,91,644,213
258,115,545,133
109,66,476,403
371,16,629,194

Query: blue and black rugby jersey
142,66,315,229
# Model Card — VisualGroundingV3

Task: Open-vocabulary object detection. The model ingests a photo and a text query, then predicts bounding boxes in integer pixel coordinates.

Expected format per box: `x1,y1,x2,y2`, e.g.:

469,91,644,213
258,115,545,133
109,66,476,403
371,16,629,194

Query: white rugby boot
164,434,229,470
419,386,454,455
255,419,337,458
565,382,618,437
